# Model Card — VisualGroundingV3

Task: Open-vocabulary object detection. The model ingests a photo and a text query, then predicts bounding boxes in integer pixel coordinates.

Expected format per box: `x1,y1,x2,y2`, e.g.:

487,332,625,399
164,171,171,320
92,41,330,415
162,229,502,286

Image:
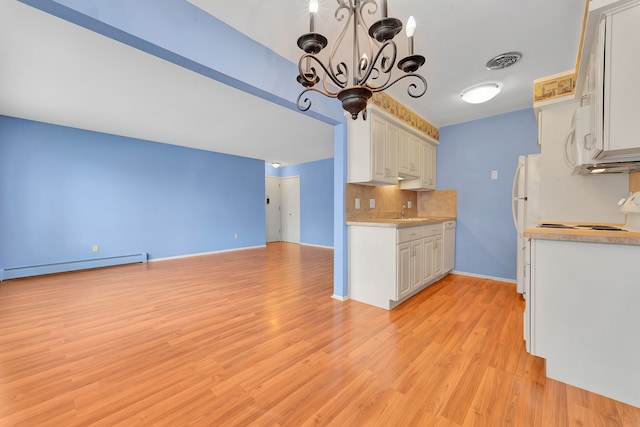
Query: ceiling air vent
486,52,522,70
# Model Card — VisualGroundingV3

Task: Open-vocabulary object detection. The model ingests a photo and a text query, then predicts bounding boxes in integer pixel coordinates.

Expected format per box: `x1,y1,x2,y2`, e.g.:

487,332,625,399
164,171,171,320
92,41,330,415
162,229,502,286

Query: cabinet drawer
397,227,426,243
424,224,441,237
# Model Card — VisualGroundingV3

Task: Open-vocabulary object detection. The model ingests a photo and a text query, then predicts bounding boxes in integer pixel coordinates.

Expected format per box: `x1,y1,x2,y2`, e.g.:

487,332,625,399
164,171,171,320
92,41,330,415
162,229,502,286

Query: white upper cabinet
348,106,436,187
602,2,640,157
398,128,421,178
578,0,640,161
401,140,437,191
348,110,398,185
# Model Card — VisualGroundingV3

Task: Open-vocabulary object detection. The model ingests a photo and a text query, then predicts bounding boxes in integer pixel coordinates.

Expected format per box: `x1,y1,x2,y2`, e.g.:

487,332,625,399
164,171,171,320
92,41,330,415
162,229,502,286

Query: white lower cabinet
396,238,423,300
529,238,640,408
349,223,447,310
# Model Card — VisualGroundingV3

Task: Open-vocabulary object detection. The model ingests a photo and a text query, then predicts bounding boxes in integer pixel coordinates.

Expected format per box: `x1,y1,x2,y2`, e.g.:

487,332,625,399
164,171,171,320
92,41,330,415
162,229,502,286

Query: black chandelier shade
296,0,427,120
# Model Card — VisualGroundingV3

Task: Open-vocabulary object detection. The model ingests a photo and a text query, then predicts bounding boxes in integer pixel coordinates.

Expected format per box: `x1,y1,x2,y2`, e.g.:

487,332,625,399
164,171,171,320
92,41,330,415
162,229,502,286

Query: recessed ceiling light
460,83,503,104
271,162,281,168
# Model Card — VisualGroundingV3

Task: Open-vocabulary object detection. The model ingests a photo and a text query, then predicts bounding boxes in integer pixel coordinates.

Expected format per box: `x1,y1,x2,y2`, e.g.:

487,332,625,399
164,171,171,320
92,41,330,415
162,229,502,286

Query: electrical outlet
234,233,238,239
407,201,412,209
355,198,360,209
92,245,99,253
491,170,498,180
369,199,375,209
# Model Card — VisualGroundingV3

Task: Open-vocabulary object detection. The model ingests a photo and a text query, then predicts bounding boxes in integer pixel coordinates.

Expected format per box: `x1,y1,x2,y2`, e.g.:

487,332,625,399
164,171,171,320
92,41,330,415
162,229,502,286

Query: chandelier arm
299,54,348,90
296,87,339,112
359,40,397,86
370,73,428,98
322,75,341,97
328,3,353,87
354,0,378,84
335,0,350,14
358,0,378,18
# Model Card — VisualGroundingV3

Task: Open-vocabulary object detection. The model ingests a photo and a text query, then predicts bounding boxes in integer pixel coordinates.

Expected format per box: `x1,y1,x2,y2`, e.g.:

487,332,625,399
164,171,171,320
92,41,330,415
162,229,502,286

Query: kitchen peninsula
347,188,457,310
524,225,640,408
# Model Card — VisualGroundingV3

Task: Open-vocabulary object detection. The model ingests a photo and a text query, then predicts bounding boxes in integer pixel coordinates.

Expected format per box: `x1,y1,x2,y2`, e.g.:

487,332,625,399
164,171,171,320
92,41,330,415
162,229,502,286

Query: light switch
369,199,375,209
491,170,498,180
355,198,360,209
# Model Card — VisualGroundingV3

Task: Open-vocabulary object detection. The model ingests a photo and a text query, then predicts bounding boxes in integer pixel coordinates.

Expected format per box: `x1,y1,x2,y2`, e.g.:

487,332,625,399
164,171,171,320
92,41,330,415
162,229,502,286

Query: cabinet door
398,128,412,176
433,235,443,278
587,16,606,158
371,116,388,182
397,242,412,300
426,143,436,190
604,3,640,155
422,237,434,284
409,135,421,176
410,240,423,290
386,121,399,183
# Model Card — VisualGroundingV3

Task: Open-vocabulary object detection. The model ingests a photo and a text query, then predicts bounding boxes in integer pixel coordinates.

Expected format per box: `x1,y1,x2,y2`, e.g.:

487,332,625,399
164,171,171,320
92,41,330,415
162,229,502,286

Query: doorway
265,176,281,242
265,176,300,243
280,176,300,243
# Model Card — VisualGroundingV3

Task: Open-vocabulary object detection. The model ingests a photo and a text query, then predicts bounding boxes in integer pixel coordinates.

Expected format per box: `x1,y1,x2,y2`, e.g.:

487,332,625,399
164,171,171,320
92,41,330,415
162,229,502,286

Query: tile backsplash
630,172,640,193
346,184,457,221
346,183,417,221
417,190,457,218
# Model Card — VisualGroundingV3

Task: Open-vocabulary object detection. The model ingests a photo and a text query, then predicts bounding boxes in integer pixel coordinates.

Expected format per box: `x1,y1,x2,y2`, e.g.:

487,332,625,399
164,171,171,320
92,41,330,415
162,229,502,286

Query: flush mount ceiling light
296,0,427,120
460,83,503,104
271,162,281,168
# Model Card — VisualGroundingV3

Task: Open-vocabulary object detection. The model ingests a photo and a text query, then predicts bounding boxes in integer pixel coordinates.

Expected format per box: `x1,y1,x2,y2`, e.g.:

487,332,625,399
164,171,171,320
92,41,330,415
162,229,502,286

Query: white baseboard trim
452,270,516,284
300,243,334,250
332,294,350,301
149,245,266,263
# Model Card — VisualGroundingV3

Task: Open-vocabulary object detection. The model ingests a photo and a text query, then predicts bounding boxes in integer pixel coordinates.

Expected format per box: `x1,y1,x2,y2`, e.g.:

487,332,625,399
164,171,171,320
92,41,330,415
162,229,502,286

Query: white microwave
563,105,640,175
563,105,593,174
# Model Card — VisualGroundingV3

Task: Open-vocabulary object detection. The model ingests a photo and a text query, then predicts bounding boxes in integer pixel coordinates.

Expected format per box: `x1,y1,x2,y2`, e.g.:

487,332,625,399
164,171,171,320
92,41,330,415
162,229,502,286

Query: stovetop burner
537,223,627,231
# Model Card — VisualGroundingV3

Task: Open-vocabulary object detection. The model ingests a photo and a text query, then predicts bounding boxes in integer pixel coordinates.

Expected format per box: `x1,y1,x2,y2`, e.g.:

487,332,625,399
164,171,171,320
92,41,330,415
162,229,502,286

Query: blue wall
280,159,334,248
19,0,350,297
265,163,281,177
438,108,540,281
0,116,265,270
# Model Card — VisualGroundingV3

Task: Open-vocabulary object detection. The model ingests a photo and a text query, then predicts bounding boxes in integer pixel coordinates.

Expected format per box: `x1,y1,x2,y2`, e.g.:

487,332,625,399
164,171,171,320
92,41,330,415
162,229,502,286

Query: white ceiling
189,0,586,127
0,0,334,166
0,0,586,166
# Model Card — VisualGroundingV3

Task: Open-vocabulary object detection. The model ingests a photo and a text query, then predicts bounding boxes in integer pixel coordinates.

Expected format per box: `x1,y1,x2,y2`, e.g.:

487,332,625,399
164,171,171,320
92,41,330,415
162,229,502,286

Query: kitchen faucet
401,204,406,219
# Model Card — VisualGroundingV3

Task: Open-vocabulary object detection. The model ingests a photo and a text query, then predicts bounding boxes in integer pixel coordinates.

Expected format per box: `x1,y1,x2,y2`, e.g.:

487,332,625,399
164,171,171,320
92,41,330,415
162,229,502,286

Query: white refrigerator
512,154,540,353
512,154,541,295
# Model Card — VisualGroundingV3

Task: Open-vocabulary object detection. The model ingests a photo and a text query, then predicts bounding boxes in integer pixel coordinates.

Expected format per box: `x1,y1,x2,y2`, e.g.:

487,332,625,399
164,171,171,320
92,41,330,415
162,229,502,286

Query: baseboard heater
0,253,147,281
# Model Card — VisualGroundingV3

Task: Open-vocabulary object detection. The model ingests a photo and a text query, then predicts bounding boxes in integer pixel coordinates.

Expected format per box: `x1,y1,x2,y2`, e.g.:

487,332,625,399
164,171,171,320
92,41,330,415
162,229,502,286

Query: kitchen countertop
524,223,640,245
347,217,456,228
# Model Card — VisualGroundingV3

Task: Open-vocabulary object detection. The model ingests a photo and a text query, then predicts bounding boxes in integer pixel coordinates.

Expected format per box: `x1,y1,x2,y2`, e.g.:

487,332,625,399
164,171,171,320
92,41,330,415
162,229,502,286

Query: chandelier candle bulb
406,16,416,55
309,0,318,32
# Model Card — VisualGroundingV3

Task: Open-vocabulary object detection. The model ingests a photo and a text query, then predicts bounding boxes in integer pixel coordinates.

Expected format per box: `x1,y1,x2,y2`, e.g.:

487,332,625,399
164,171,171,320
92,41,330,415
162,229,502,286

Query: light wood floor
1,242,638,426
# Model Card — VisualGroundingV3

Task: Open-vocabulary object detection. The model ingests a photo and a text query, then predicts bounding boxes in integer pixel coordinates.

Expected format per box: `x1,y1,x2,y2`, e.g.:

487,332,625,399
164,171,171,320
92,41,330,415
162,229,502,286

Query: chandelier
296,0,427,120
